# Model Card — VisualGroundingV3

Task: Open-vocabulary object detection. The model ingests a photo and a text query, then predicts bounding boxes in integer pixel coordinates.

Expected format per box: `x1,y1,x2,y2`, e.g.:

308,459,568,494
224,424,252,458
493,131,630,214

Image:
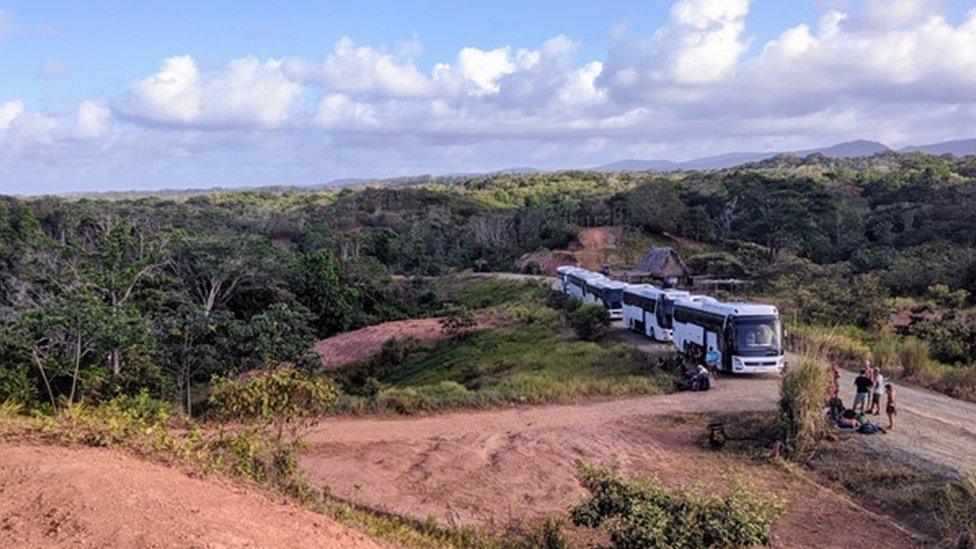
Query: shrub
899,337,935,380
0,363,33,406
788,324,870,366
930,367,976,403
571,464,783,548
937,474,976,548
779,355,830,456
208,364,339,460
545,290,579,313
375,386,421,414
439,304,477,339
569,304,611,341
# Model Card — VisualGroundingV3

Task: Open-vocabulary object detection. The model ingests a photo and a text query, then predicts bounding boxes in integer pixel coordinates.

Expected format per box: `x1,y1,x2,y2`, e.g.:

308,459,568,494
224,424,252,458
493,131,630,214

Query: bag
859,423,879,435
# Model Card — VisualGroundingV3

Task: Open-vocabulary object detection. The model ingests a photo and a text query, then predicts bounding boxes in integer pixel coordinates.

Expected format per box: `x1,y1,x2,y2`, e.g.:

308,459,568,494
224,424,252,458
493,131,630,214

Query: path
836,369,976,477
301,336,919,546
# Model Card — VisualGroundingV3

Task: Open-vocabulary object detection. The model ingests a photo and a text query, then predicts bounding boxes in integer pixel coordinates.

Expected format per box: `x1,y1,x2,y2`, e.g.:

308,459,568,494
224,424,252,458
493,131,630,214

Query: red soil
315,312,501,370
301,377,924,547
0,443,378,548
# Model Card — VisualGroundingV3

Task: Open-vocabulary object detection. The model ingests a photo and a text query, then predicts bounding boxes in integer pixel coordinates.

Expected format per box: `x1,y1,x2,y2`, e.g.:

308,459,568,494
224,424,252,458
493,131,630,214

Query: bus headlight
732,357,743,371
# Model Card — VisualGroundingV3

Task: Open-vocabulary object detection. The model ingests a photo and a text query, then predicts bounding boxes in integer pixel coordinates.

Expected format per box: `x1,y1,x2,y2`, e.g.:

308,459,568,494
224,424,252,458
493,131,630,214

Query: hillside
0,444,378,548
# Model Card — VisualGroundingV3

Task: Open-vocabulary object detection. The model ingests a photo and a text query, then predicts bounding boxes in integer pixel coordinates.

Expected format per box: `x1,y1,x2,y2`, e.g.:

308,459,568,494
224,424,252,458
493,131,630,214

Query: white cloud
72,101,112,139
0,100,24,131
123,55,301,128
668,0,750,84
11,0,976,194
287,37,432,97
453,46,518,95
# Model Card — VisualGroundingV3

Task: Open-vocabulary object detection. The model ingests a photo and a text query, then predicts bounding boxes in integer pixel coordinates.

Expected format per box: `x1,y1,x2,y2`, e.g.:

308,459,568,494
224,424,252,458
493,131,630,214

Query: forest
3,151,976,411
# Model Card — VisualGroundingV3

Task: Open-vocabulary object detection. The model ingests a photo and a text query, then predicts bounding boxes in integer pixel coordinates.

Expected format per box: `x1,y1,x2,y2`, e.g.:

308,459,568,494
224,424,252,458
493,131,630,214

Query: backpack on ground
859,422,879,435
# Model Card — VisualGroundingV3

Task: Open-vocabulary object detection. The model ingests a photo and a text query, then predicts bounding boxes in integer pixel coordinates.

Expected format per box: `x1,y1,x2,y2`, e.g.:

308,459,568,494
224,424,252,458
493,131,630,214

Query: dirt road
0,444,378,549
302,323,976,546
301,347,923,546
835,369,976,477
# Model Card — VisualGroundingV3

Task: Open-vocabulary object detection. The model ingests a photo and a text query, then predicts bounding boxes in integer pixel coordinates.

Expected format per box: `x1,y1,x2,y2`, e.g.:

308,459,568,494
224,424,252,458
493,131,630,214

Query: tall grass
937,474,976,548
779,355,830,456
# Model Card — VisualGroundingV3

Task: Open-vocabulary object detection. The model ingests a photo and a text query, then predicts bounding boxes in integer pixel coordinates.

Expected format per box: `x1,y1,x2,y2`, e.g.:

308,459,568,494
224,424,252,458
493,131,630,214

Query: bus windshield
733,317,781,356
604,288,623,309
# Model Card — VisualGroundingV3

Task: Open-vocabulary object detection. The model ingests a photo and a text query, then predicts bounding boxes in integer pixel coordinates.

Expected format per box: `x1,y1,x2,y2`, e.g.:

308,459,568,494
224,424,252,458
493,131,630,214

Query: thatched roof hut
615,247,691,287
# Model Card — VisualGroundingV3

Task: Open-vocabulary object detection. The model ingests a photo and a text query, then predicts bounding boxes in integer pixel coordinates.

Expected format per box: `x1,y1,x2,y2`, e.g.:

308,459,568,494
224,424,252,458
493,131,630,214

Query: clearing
315,312,502,370
0,443,378,548
302,330,976,547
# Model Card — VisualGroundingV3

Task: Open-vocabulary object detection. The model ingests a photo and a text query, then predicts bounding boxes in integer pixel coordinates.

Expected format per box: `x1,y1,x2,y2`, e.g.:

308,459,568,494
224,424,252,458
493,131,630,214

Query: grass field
335,280,676,413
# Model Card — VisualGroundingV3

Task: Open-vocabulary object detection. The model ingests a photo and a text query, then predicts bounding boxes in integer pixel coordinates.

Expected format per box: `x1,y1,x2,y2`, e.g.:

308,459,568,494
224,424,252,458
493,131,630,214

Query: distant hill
901,138,976,156
594,139,891,172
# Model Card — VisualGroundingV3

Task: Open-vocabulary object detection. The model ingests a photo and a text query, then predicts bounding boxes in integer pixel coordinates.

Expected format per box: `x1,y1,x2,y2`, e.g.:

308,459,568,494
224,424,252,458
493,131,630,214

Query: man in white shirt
869,367,885,415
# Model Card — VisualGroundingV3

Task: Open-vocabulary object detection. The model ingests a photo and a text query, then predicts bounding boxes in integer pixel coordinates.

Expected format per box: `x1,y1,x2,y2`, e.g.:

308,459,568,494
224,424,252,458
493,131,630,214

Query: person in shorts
869,367,885,415
853,368,872,414
885,383,897,430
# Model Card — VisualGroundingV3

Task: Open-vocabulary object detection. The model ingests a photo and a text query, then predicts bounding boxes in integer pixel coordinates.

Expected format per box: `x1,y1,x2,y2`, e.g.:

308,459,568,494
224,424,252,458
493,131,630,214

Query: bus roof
588,277,628,290
675,297,778,317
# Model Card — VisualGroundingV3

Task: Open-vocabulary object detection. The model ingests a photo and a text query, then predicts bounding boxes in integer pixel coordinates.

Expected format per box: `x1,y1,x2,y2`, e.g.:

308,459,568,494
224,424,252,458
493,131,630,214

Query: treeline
2,152,976,409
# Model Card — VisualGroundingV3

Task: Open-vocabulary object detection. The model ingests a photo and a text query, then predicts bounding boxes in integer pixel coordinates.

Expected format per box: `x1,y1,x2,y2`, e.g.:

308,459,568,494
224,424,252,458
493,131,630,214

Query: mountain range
593,138,976,172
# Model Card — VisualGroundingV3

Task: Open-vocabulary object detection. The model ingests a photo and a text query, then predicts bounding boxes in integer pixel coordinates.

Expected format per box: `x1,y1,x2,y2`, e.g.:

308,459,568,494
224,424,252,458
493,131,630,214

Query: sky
1,0,976,194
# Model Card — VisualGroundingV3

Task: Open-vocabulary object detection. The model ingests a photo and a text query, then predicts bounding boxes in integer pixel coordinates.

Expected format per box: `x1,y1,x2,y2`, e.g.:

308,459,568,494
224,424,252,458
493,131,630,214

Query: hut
615,247,691,287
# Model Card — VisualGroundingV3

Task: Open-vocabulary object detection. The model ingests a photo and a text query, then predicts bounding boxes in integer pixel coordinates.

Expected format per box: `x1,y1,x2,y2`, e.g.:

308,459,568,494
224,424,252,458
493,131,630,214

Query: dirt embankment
0,444,378,549
315,311,503,370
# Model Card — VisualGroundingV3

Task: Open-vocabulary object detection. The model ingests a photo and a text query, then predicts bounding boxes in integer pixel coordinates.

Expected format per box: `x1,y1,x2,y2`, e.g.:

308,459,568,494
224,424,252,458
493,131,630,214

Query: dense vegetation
571,463,783,547
3,151,976,410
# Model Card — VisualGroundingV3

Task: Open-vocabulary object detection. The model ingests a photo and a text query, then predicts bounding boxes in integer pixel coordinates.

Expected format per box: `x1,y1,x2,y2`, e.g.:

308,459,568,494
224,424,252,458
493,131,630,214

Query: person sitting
837,409,860,430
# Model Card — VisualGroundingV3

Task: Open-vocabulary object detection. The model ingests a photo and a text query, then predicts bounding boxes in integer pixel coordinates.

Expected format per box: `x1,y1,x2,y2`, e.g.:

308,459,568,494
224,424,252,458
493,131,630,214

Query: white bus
583,277,628,319
563,268,601,300
672,298,784,374
555,265,575,293
622,285,691,342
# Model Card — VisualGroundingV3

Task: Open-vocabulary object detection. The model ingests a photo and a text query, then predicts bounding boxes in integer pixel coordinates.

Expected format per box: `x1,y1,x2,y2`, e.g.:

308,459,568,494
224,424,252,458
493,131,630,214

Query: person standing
885,383,897,429
854,368,873,414
869,367,885,415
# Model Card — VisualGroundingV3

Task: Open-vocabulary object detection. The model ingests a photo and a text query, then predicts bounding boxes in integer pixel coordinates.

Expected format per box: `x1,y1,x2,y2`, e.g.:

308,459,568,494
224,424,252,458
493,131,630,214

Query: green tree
245,302,317,370
289,250,358,336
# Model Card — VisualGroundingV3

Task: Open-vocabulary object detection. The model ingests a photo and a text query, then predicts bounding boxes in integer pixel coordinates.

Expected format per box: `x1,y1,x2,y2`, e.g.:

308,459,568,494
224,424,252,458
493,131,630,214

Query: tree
154,299,241,415
11,292,108,408
622,179,687,234
245,302,317,370
170,233,279,316
288,250,358,336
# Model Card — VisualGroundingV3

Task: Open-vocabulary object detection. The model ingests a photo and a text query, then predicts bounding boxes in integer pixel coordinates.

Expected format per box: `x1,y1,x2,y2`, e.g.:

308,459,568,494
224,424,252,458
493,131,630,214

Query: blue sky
2,0,976,194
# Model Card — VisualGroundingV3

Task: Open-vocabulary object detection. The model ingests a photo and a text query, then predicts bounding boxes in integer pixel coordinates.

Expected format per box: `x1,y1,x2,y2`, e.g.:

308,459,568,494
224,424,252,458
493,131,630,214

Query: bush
899,337,935,380
209,365,339,425
779,356,830,456
937,474,976,548
930,367,976,403
569,304,611,341
439,304,477,339
571,464,783,548
545,290,579,313
0,363,34,405
788,324,870,366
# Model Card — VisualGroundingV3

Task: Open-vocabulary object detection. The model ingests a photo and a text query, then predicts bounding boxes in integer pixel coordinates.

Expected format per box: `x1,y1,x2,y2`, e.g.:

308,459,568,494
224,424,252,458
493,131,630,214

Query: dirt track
0,444,377,549
301,341,929,546
302,325,976,547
